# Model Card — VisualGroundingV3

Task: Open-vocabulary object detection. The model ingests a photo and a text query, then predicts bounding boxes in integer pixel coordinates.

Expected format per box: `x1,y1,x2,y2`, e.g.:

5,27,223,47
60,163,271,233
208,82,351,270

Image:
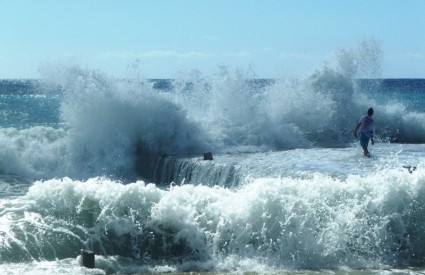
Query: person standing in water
354,107,375,157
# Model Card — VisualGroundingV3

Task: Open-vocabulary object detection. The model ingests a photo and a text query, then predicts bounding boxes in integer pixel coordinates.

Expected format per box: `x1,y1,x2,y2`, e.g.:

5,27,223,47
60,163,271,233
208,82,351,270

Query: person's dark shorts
360,132,370,149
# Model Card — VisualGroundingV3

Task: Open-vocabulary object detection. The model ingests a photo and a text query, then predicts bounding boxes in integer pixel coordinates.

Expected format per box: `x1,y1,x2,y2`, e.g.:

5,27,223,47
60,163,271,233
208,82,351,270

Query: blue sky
1,0,424,79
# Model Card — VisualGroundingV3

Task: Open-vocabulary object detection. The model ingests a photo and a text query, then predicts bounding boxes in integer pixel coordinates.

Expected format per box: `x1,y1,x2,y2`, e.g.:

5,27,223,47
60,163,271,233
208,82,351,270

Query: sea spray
0,127,68,179
0,72,423,183
34,39,425,168
170,64,363,150
38,66,212,179
1,56,425,182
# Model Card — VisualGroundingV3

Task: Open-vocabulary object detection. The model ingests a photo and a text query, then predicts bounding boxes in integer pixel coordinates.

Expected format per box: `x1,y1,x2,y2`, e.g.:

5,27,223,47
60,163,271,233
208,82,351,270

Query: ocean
1,65,425,274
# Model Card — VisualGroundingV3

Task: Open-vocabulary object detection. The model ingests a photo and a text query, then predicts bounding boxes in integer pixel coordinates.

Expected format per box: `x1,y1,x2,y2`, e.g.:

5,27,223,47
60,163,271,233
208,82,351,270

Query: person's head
367,107,374,116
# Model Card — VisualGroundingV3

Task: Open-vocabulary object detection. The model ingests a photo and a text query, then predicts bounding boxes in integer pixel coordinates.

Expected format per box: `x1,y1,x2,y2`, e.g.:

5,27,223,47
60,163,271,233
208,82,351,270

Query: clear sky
1,0,424,79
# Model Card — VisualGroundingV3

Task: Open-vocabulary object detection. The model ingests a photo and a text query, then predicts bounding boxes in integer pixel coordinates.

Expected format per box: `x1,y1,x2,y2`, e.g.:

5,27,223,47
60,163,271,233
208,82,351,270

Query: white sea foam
1,163,425,272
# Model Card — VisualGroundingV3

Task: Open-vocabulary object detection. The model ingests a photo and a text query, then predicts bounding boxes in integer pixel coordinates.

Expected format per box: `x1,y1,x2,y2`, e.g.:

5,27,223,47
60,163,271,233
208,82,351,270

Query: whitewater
2,50,425,274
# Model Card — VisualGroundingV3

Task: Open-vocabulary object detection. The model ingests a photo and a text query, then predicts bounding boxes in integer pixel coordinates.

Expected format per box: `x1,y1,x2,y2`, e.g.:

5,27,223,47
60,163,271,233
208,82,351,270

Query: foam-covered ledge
135,155,241,187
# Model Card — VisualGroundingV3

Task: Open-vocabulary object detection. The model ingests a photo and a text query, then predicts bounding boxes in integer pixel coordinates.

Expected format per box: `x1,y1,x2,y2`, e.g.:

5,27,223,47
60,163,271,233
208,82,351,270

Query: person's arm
370,131,375,145
353,123,361,139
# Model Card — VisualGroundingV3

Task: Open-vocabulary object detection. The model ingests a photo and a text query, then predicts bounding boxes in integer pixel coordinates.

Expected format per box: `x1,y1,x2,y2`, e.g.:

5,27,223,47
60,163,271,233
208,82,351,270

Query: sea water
2,63,425,274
